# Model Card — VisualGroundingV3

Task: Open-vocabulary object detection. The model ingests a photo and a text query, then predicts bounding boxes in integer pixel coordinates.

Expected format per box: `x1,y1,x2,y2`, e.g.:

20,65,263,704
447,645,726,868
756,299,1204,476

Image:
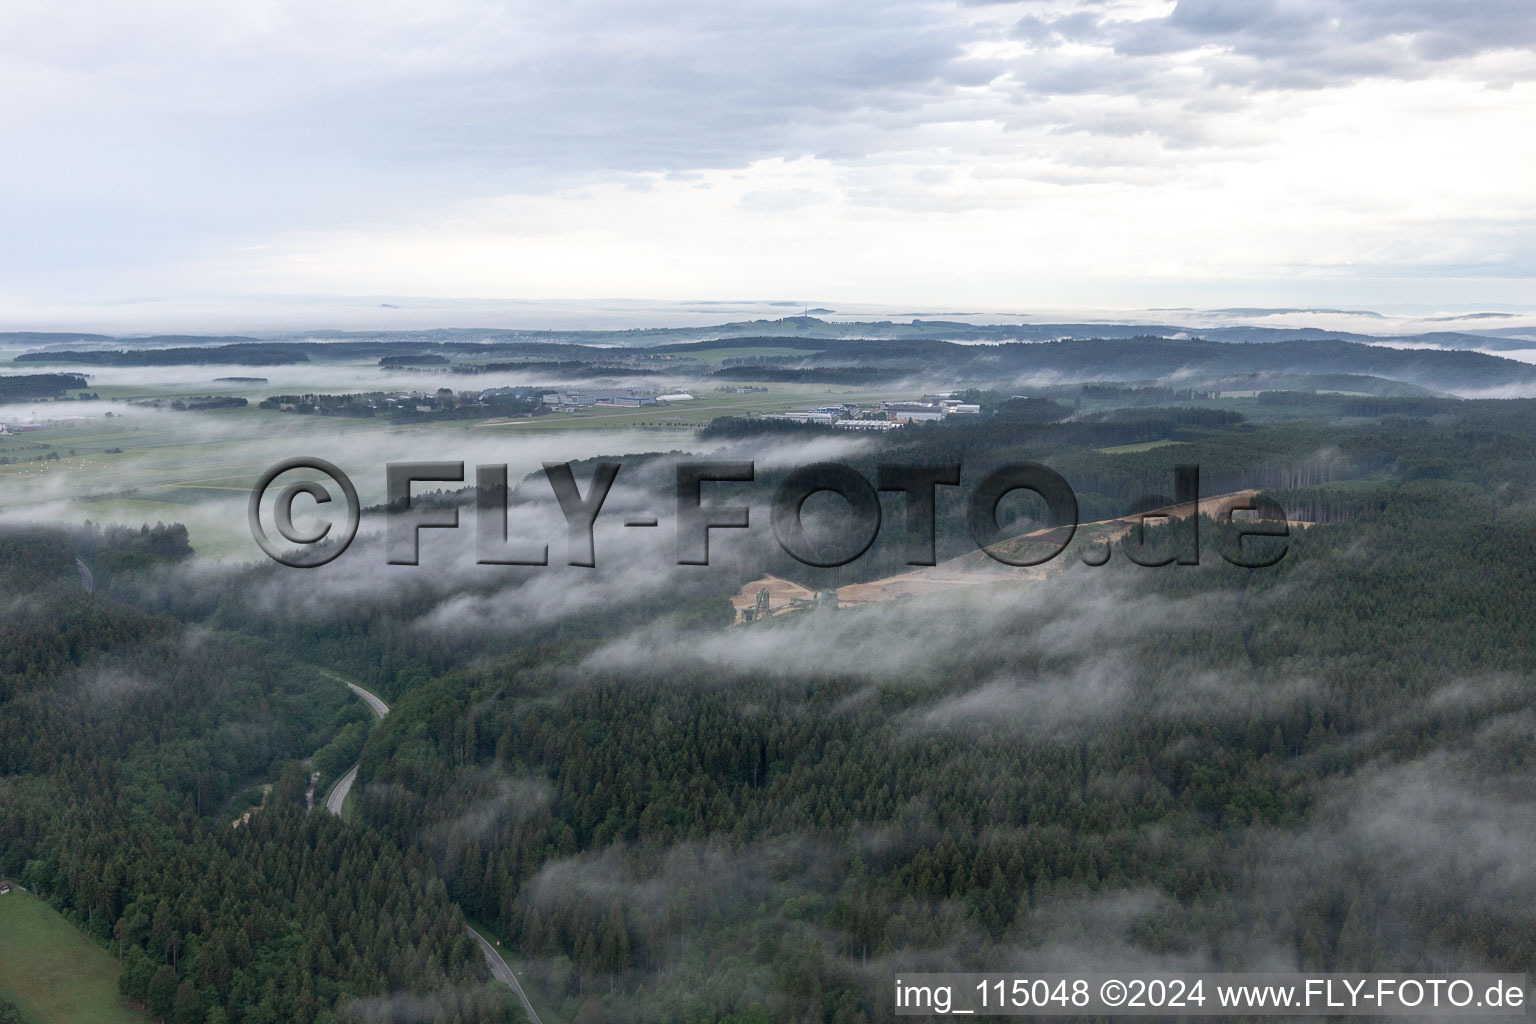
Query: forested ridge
13,332,1534,391
336,481,1536,1021
6,396,1536,1021
344,402,1536,1019
14,344,298,367
0,529,519,1023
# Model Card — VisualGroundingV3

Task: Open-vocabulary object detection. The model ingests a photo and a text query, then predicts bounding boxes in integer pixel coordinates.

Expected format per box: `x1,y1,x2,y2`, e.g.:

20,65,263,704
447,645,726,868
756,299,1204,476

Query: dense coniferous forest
7,373,1536,1021
0,529,519,1023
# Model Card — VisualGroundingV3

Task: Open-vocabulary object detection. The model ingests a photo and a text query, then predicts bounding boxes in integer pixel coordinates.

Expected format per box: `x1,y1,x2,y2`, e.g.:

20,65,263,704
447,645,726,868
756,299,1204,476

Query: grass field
2,358,935,559
0,889,150,1024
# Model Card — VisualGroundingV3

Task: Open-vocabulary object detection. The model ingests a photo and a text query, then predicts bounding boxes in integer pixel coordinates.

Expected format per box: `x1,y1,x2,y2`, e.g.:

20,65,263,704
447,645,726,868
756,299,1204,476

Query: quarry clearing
732,489,1300,621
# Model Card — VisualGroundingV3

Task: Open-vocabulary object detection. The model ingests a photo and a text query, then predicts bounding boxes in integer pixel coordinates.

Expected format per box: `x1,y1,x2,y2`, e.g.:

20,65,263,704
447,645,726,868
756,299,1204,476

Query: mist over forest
6,0,1536,1017
3,321,1536,1023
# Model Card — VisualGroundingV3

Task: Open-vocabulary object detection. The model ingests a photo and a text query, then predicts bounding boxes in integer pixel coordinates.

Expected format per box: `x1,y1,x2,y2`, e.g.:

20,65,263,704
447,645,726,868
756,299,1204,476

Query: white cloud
2,0,1534,311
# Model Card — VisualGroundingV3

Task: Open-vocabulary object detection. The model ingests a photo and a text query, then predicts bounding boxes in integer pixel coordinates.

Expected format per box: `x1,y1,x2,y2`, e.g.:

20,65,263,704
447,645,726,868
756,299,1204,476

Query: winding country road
343,680,390,719
318,673,542,1018
467,927,545,1024
324,765,360,816
322,674,389,816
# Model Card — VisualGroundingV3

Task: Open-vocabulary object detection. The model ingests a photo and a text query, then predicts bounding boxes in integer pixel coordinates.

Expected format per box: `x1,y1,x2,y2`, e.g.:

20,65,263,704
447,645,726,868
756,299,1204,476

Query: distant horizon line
5,294,1536,339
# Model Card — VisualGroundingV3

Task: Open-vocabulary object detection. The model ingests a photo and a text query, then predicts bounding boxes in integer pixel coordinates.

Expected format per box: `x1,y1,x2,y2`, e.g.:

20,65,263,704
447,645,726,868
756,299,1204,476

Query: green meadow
0,889,150,1024
1,366,929,557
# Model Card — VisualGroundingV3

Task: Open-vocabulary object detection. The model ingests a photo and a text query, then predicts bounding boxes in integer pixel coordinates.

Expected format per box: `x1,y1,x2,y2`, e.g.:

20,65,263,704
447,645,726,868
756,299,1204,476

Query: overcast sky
4,0,1536,323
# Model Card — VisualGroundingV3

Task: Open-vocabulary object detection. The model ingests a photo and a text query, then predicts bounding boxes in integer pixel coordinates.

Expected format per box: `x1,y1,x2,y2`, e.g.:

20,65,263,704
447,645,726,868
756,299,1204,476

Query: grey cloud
3,0,1532,311
37,0,1533,226
0,0,1022,278
999,0,1536,105
0,0,1002,187
1106,0,1536,89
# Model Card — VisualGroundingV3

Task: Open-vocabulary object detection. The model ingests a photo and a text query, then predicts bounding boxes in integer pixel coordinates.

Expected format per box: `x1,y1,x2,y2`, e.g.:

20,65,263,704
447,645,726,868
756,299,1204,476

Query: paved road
344,680,390,720
322,674,389,817
324,764,360,815
319,677,543,1017
467,926,544,1024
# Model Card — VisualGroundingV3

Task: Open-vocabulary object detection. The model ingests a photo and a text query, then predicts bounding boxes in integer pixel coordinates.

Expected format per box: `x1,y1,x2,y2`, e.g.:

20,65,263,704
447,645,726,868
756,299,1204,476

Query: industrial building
764,411,837,424
542,388,657,408
881,402,947,423
881,398,980,422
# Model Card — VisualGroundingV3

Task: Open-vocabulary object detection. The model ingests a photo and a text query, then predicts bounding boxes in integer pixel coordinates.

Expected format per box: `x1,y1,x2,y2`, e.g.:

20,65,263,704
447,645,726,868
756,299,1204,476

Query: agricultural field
0,402,672,556
0,889,150,1024
0,359,930,557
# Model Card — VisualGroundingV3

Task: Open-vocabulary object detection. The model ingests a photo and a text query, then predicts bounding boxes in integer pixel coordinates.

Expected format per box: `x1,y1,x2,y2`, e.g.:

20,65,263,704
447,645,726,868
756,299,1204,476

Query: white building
766,411,837,424
834,419,903,431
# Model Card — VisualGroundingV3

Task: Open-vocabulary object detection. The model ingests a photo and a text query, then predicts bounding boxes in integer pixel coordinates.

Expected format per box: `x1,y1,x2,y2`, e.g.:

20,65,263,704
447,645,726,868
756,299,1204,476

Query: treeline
1254,391,1461,418
257,392,541,421
455,361,659,378
958,393,1074,422
16,344,310,366
13,332,1533,392
0,372,89,400
678,335,1536,392
710,366,907,385
698,416,838,440
379,354,450,366
1078,383,1215,403
130,396,249,411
